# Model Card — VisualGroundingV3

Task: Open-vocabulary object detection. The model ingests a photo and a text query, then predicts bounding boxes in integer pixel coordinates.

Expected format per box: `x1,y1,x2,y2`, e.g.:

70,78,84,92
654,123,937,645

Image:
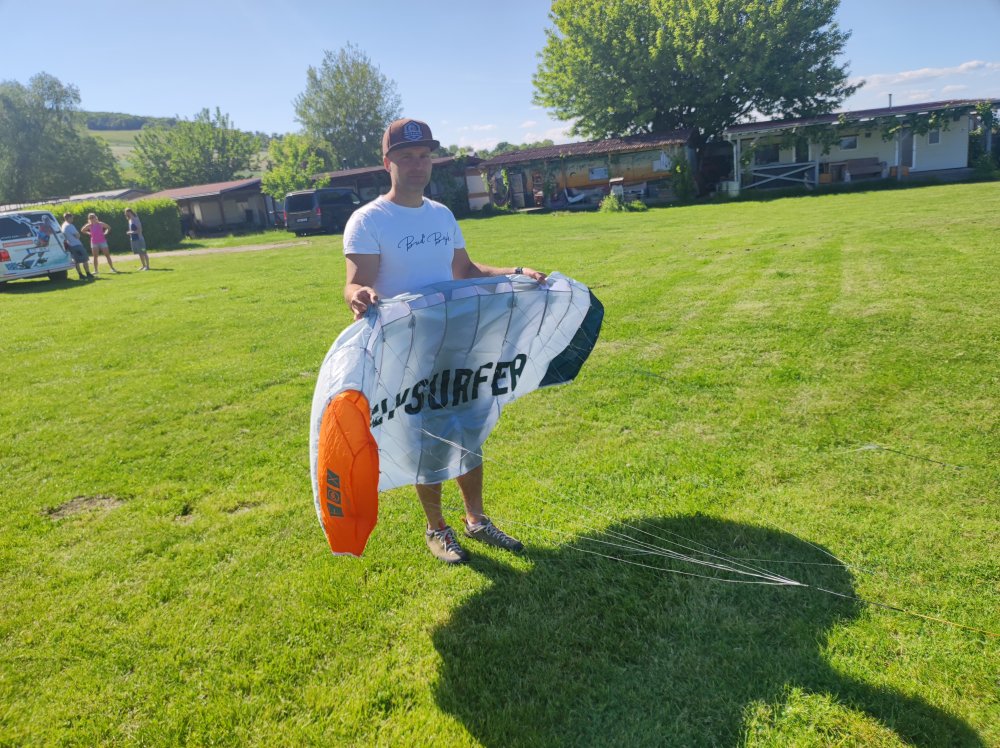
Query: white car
0,210,75,284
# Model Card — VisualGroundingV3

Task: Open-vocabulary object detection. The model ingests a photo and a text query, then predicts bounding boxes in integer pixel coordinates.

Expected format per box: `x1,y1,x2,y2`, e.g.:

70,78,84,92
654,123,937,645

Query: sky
2,0,999,151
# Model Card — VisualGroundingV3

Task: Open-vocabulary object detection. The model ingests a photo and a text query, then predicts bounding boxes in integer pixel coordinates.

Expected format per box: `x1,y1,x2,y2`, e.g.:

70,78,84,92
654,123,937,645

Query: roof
140,177,261,201
67,188,148,201
482,130,694,167
724,98,1000,137
314,155,482,181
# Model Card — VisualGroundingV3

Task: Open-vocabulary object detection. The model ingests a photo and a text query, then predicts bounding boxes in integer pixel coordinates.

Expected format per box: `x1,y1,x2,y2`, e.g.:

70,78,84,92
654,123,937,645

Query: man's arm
452,248,547,283
344,253,380,320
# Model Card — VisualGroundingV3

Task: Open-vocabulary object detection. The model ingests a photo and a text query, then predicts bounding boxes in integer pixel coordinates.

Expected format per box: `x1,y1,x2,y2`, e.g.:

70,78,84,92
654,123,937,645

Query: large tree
0,73,121,204
294,43,402,169
534,0,859,143
132,108,259,190
261,133,330,200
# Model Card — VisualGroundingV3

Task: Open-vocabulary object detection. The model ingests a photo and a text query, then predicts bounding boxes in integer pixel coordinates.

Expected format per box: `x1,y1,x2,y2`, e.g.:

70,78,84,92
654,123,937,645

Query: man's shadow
433,516,982,747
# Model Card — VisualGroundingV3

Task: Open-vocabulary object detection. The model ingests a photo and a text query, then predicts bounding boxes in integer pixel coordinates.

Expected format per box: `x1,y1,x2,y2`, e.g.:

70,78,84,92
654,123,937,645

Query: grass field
2,183,998,746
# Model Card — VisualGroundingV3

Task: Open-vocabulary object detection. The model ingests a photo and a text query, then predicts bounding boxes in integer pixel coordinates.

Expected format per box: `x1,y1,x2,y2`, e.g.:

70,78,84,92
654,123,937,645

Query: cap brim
385,139,440,155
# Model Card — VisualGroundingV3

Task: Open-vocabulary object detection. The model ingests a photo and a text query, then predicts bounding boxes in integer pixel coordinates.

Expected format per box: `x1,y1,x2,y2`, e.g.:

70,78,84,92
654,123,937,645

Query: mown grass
1,182,998,746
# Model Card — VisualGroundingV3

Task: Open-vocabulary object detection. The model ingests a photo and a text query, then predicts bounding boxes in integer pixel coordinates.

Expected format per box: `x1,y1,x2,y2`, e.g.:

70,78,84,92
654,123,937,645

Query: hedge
38,198,183,253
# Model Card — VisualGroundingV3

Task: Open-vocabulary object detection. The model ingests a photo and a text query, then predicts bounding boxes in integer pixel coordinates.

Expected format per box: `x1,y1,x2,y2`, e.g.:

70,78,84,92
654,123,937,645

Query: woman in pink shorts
81,213,119,274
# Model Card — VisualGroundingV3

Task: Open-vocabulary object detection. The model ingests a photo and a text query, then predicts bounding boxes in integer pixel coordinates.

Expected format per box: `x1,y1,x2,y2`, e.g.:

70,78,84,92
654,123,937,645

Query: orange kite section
316,390,380,556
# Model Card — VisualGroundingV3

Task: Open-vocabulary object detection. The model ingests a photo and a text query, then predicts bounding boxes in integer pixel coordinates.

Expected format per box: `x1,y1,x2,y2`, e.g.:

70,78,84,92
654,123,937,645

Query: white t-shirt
343,196,465,298
61,221,83,247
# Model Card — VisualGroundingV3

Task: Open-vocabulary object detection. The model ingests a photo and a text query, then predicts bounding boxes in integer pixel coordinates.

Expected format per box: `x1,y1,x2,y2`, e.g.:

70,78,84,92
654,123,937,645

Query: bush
598,193,624,212
672,156,697,202
599,194,649,213
38,198,182,252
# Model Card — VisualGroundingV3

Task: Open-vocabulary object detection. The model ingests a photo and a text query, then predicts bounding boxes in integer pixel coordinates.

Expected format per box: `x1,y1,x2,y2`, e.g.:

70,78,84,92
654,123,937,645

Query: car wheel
48,270,69,281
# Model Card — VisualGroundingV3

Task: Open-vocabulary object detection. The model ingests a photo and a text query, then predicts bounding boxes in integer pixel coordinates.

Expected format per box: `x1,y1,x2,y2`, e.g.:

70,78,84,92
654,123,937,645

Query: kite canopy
310,272,603,556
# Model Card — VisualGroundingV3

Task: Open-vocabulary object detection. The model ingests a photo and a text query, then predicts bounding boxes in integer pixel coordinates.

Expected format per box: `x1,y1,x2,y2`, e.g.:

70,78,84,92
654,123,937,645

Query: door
900,130,914,168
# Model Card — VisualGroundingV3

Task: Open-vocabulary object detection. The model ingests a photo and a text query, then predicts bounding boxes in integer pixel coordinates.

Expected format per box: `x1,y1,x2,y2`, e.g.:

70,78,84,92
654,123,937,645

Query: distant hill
78,110,179,131
80,111,272,182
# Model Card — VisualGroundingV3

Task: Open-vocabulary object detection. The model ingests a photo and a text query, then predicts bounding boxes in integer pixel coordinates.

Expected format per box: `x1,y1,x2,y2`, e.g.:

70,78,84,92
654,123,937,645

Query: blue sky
3,0,998,150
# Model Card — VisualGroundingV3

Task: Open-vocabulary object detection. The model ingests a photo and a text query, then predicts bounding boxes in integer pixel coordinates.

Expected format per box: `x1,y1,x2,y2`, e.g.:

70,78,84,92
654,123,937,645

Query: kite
310,272,603,556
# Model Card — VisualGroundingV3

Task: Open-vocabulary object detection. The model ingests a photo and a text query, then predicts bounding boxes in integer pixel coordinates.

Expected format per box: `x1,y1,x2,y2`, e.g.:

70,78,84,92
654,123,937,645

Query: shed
140,177,280,234
721,98,1000,194
481,130,696,208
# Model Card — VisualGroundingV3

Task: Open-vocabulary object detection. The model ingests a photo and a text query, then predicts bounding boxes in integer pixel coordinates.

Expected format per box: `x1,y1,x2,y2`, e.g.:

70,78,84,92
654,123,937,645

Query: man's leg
417,482,468,563
455,464,486,525
415,482,446,528
457,465,524,552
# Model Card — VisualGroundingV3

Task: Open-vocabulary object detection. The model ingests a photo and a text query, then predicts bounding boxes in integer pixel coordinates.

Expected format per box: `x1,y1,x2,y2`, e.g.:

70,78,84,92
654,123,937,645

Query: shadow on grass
433,515,982,747
0,276,93,294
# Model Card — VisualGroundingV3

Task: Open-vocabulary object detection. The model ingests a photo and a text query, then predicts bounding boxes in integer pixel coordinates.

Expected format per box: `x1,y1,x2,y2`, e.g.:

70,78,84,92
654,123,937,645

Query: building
481,131,696,208
140,177,280,234
721,99,999,194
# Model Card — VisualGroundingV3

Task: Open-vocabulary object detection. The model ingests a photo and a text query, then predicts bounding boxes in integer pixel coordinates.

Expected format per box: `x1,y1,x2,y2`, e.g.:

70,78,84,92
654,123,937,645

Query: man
60,214,94,280
343,118,546,564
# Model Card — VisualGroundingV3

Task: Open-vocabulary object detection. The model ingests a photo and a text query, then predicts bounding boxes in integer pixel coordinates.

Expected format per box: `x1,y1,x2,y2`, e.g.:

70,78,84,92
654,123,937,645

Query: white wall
912,119,970,172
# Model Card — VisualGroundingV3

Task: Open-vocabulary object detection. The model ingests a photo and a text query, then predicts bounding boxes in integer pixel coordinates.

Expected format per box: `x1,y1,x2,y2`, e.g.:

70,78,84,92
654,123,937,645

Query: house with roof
481,130,696,208
720,99,999,194
139,177,280,234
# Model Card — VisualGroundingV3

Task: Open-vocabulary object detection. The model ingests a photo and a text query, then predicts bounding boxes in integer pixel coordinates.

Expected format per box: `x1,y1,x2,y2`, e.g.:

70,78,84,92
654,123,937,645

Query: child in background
61,214,94,280
124,208,150,271
80,213,119,274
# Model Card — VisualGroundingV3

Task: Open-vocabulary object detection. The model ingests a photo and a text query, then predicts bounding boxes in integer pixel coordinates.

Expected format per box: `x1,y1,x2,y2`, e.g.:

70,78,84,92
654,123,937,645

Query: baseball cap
382,118,440,157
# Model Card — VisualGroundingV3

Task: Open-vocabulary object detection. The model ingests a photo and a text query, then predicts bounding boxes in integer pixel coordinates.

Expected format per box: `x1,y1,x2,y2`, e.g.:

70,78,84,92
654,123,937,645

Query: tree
132,107,259,190
0,73,121,204
294,43,402,169
533,0,859,145
261,133,331,200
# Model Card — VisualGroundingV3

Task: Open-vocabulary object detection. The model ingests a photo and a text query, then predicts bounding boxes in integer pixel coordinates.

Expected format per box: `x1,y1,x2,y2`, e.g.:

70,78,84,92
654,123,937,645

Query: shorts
91,241,109,251
67,244,89,263
130,236,147,252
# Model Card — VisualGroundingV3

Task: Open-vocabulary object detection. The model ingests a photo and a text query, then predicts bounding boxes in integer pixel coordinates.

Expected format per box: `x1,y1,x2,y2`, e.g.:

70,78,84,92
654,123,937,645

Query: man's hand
518,267,548,283
349,286,379,320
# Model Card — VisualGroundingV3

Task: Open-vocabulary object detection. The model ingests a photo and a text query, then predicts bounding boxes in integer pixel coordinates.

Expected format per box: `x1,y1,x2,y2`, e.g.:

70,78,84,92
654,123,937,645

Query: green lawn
2,183,998,746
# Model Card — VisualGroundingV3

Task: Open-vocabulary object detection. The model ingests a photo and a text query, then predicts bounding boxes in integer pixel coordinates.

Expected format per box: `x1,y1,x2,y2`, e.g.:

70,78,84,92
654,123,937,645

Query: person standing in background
80,213,119,274
124,208,150,271
60,213,94,280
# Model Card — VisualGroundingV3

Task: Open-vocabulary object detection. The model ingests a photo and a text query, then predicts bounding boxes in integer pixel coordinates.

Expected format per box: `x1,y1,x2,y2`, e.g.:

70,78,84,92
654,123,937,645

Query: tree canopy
261,133,330,200
533,0,859,144
131,108,260,191
0,73,121,204
294,44,402,169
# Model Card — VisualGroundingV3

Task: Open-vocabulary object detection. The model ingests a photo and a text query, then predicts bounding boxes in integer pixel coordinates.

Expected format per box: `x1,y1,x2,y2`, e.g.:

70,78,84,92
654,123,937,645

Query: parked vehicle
284,188,363,236
0,210,74,284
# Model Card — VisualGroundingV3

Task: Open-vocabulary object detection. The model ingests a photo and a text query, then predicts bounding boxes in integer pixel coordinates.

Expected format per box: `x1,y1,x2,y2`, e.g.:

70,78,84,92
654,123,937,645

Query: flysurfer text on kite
370,354,528,426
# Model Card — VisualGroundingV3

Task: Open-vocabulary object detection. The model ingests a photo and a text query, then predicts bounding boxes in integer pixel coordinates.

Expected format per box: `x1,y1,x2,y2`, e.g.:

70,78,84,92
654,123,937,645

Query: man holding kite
342,118,546,564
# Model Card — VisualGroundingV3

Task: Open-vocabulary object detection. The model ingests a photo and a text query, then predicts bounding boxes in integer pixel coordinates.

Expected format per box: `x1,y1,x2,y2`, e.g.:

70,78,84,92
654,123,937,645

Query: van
284,188,363,236
0,210,74,284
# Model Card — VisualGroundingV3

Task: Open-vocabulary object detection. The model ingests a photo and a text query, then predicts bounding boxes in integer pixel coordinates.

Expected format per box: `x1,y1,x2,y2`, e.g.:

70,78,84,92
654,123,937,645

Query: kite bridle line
415,429,1000,640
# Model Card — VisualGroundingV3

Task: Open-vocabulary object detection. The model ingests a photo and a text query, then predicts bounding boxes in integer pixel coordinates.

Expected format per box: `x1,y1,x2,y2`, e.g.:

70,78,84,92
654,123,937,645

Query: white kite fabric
310,272,602,498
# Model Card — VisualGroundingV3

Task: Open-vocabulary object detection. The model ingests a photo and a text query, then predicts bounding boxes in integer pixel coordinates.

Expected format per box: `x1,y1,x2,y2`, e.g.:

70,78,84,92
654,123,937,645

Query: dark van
284,188,363,235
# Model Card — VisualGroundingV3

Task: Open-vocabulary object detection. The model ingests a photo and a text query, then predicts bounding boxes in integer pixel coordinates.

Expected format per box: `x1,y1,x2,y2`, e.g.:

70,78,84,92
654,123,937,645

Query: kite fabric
310,271,603,555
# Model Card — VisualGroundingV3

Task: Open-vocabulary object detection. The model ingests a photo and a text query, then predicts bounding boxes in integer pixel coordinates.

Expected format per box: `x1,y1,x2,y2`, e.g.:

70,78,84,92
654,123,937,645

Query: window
754,144,780,165
928,129,941,145
839,136,858,150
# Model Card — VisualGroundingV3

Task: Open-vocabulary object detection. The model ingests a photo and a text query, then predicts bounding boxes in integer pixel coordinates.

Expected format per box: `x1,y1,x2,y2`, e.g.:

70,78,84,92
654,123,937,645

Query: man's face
385,146,433,190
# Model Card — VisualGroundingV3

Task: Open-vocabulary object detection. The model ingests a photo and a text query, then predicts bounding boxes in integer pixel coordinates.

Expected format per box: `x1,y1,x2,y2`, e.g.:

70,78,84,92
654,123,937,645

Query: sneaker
110,269,120,274
87,273,95,279
464,517,524,552
425,525,469,564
